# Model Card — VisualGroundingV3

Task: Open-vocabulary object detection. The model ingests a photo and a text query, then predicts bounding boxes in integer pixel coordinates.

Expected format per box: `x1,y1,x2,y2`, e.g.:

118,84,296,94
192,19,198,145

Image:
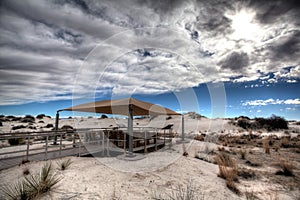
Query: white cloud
0,0,299,105
286,107,296,111
284,99,300,105
242,98,300,106
287,80,297,83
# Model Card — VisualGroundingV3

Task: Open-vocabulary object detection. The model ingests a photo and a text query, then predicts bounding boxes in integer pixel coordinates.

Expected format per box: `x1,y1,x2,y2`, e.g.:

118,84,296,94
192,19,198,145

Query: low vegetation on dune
36,114,46,119
235,115,288,131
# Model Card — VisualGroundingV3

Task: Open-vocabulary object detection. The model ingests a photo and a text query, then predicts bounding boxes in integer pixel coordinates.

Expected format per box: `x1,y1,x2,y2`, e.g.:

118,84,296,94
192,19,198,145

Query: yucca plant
1,162,62,200
1,180,30,200
25,162,62,196
57,158,72,171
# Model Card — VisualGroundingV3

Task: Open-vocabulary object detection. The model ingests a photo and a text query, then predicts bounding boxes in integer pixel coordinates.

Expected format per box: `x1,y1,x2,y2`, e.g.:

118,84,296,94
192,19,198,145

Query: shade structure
61,97,181,156
64,98,180,116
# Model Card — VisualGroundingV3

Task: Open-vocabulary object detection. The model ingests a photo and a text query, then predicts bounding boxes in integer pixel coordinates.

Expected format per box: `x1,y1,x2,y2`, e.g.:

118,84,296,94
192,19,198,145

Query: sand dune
0,114,299,199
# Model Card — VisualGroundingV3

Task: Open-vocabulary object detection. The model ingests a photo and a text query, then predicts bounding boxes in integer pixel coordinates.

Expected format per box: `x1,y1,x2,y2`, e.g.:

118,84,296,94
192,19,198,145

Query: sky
0,0,299,120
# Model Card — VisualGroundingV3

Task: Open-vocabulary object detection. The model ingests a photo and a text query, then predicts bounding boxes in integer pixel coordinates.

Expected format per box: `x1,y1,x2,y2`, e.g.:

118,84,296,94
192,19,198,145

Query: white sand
0,115,299,199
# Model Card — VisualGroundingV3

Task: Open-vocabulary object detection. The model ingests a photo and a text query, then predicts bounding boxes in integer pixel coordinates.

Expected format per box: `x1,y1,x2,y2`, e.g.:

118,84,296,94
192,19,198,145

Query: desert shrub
236,116,250,120
215,153,238,182
281,137,290,148
8,138,26,146
101,114,108,119
263,140,270,154
6,115,16,119
21,115,35,123
276,159,295,176
0,121,2,126
36,114,45,119
0,162,62,199
61,125,74,134
28,126,36,130
166,116,172,120
187,112,203,119
239,149,247,160
61,125,73,130
57,158,72,171
38,120,44,123
237,119,251,129
254,115,288,130
11,125,26,130
194,134,205,141
268,115,288,129
44,124,54,128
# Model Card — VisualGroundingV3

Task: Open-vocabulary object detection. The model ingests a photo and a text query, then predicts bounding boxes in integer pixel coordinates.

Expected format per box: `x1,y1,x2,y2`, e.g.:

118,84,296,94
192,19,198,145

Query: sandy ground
0,114,299,199
0,141,242,200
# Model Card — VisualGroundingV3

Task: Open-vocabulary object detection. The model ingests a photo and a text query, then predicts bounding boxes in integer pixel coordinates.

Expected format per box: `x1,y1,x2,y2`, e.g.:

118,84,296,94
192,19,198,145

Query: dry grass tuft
276,159,295,176
281,137,290,148
215,153,240,194
244,190,258,200
239,149,247,160
226,178,240,195
152,178,204,200
263,139,270,154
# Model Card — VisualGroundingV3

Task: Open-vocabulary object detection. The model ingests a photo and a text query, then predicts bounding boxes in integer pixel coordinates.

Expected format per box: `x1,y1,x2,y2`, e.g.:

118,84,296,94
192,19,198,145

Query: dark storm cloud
0,0,299,105
137,0,184,14
194,0,234,36
270,31,300,61
219,52,249,71
249,0,300,25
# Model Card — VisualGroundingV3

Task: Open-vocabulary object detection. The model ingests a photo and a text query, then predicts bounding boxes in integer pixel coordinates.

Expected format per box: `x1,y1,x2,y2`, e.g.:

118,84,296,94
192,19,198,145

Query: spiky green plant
0,162,62,200
0,180,30,200
57,158,72,171
25,162,62,196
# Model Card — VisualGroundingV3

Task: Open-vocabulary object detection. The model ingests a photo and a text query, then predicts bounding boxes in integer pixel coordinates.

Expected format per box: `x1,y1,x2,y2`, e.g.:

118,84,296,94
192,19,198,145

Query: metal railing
0,127,174,169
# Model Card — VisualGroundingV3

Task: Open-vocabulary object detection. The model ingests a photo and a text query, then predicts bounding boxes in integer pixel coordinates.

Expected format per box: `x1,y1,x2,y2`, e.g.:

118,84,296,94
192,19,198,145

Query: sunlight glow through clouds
226,9,261,42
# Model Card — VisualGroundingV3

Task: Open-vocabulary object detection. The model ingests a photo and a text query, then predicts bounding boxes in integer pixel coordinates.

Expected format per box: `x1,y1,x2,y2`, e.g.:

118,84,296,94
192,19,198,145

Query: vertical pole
107,131,110,156
26,136,30,161
45,136,48,160
181,114,185,141
53,111,60,145
72,133,76,148
59,133,62,155
164,129,165,144
155,131,157,151
102,131,105,156
78,136,81,157
144,130,147,153
128,104,133,155
124,131,126,155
